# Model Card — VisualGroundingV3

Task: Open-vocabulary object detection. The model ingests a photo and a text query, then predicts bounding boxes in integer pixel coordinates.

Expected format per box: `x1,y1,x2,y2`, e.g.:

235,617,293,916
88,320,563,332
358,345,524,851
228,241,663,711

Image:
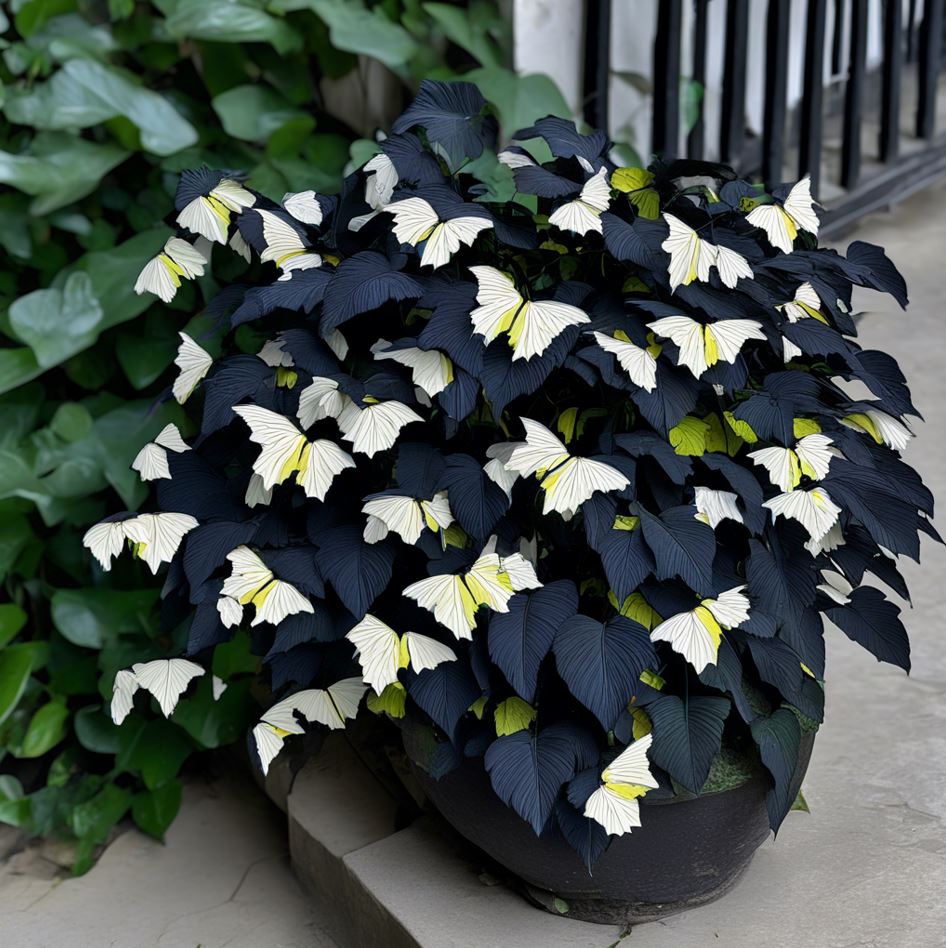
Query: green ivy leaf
0,646,34,727
212,84,306,142
131,781,182,839
69,781,131,843
4,59,198,155
164,0,303,56
0,603,28,648
19,698,70,758
115,718,193,790
50,588,159,650
8,272,104,370
463,67,570,136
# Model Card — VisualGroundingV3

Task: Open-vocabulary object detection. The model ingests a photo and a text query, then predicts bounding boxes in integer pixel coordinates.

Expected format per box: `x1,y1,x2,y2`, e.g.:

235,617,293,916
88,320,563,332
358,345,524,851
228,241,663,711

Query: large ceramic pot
414,732,815,925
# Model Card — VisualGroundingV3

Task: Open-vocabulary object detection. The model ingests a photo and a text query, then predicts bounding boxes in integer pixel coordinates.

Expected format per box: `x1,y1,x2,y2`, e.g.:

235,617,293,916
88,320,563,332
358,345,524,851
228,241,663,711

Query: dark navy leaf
647,694,730,793
266,547,323,598
750,708,802,833
231,269,334,326
200,355,273,434
321,252,423,334
846,240,908,308
484,723,597,834
553,614,657,729
825,586,910,672
437,453,510,540
514,116,609,162
392,80,496,162
616,432,692,485
315,527,395,617
183,521,257,591
409,660,480,741
638,505,715,595
599,527,655,601
395,442,446,497
554,800,610,870
488,581,579,702
698,637,759,723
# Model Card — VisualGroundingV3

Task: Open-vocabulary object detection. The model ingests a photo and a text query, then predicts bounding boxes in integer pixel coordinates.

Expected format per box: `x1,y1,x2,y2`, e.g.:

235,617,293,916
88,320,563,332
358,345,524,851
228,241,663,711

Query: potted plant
84,81,935,923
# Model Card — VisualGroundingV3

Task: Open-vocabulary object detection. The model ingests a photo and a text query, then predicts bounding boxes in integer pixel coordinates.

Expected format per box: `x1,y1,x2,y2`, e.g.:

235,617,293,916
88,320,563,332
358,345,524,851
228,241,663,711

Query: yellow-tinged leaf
539,239,569,254
604,781,650,800
494,696,536,736
629,188,661,220
557,407,579,444
800,662,816,679
639,667,665,690
622,276,652,294
612,514,640,532
703,412,743,455
793,417,822,439
367,682,407,718
617,592,662,630
843,413,882,443
275,367,298,389
630,707,652,739
469,695,488,720
669,416,709,456
611,167,654,192
443,523,467,548
724,411,758,443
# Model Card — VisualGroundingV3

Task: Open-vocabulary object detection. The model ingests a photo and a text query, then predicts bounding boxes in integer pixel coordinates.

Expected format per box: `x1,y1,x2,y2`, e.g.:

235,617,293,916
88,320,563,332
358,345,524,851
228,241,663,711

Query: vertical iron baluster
653,0,683,160
688,0,709,159
799,0,828,193
831,0,845,74
762,0,791,188
720,0,749,166
583,0,612,134
880,0,903,161
906,0,919,61
840,0,868,187
916,0,945,139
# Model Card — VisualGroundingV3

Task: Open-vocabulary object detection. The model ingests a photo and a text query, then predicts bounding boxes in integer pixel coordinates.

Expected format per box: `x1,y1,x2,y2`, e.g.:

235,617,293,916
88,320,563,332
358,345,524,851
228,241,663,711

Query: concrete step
269,735,623,948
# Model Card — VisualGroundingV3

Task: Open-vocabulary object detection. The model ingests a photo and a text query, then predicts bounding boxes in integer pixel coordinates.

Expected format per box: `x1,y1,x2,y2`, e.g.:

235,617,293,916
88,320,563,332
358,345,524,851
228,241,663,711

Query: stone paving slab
0,770,337,948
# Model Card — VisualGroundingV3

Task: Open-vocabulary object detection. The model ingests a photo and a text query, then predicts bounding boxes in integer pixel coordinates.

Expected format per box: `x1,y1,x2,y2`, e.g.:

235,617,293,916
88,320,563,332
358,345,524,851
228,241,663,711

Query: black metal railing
583,0,946,233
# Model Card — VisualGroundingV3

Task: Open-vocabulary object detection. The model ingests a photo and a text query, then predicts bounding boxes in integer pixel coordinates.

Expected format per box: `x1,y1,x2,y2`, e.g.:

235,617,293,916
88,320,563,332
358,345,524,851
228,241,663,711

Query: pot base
521,857,753,926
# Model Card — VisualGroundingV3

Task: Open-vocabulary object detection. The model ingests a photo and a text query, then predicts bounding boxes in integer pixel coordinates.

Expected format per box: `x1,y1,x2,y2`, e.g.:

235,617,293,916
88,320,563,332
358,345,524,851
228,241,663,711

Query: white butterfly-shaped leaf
469,265,590,362
134,237,208,303
361,492,454,545
336,399,423,457
817,569,853,605
661,215,753,292
749,433,835,492
505,418,629,519
82,520,130,571
497,148,535,169
283,190,323,226
172,332,213,404
325,328,349,360
841,409,912,452
778,282,823,323
110,668,140,725
221,545,313,627
229,228,252,262
548,168,611,235
257,338,294,368
253,722,286,775
131,423,191,481
255,208,321,273
130,658,205,718
245,473,273,509
372,339,454,397
364,152,398,208
651,586,750,672
177,178,254,243
483,443,519,498
747,176,819,254
647,315,766,378
499,552,542,591
385,197,493,268
346,614,457,692
262,678,367,732
122,512,198,574
217,594,244,628
297,376,351,428
763,486,842,542
233,404,355,499
591,331,658,391
584,733,658,836
693,486,743,528
403,553,514,640
804,521,845,557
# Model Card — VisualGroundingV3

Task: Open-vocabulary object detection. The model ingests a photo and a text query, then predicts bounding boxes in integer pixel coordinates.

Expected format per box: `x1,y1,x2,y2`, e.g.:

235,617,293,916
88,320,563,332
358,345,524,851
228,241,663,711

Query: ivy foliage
0,1,571,871
97,80,935,869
